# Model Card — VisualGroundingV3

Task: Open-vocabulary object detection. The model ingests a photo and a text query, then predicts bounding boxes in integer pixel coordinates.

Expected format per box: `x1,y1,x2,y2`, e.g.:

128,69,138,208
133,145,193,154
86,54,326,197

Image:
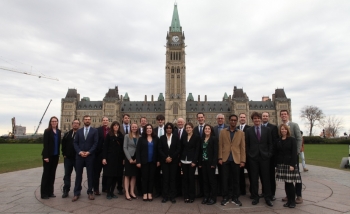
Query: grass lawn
0,144,63,174
304,144,349,169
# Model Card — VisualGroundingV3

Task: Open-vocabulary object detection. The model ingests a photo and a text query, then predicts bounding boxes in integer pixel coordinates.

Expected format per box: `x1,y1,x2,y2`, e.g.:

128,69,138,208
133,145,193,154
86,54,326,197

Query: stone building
60,4,291,132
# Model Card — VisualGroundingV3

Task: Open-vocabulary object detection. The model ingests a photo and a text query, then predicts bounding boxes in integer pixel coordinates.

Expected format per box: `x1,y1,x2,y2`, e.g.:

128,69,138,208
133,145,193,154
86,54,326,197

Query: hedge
304,136,350,144
0,137,43,144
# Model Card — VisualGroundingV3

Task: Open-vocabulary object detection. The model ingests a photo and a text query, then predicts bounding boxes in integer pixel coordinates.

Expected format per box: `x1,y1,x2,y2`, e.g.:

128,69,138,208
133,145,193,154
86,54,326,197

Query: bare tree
300,105,324,136
320,115,343,137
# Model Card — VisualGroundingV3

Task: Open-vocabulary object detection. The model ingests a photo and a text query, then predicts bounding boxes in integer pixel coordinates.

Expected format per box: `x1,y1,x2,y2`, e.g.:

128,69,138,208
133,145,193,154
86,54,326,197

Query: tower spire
170,3,181,32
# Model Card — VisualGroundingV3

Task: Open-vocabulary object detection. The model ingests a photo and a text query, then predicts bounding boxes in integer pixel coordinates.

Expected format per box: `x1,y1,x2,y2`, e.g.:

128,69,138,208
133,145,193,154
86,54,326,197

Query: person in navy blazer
40,116,61,199
245,112,273,207
158,122,181,203
72,115,99,202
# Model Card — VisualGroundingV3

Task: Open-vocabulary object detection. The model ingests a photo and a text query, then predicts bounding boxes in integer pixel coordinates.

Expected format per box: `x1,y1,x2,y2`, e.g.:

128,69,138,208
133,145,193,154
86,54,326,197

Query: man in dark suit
61,119,80,198
262,112,279,201
120,113,131,135
280,109,303,204
174,117,186,196
93,117,109,195
153,114,165,198
237,113,250,196
139,116,147,134
213,113,228,196
72,115,99,202
193,112,205,198
245,112,273,207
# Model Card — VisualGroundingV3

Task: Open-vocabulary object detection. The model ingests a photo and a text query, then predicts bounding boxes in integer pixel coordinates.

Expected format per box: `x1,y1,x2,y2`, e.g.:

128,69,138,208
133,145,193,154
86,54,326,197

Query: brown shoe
72,195,79,202
295,196,303,204
88,193,95,200
282,196,288,202
303,168,309,172
94,191,101,195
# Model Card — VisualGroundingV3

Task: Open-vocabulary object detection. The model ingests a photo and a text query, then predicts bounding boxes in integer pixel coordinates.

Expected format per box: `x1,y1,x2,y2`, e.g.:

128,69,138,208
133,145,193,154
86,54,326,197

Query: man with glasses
218,114,245,206
61,119,80,198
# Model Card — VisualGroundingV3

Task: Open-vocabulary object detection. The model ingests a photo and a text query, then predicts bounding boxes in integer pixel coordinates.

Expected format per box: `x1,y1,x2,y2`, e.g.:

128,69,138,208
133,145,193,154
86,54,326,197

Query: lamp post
323,129,325,138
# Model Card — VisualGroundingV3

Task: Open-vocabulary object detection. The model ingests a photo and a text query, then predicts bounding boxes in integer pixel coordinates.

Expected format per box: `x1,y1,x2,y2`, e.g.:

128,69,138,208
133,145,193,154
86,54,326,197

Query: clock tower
165,3,187,122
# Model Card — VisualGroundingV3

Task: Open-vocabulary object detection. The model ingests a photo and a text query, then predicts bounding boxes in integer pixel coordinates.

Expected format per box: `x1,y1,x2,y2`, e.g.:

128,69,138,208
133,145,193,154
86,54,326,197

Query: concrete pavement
0,164,349,213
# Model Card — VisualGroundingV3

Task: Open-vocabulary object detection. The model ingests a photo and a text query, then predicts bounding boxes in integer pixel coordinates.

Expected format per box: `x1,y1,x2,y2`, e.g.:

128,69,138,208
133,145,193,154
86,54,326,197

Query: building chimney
145,95,147,102
272,94,275,101
205,95,207,102
198,95,200,102
151,95,154,102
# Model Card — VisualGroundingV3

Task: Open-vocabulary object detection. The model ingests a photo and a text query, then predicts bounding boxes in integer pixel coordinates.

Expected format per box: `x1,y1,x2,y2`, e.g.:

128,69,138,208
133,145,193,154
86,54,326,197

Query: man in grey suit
72,115,99,202
280,110,303,204
213,114,228,137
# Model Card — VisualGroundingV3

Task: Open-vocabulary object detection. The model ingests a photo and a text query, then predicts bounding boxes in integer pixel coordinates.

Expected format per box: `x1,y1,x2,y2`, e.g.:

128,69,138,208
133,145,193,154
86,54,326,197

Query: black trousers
40,155,59,197
176,165,182,196
216,164,222,196
202,161,217,199
197,167,203,196
93,152,107,192
63,157,75,192
249,158,271,201
285,182,296,203
221,161,240,199
161,161,178,199
154,166,162,195
295,155,302,197
261,157,276,196
136,168,142,195
106,176,118,196
181,163,196,200
74,155,94,196
141,162,156,194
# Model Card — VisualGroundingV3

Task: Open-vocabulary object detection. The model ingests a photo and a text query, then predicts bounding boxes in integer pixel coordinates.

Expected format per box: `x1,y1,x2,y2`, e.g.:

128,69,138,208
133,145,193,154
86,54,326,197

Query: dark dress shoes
41,196,49,199
94,191,101,195
49,194,56,198
88,193,95,200
161,197,168,203
252,199,259,205
206,199,216,205
265,200,273,207
283,202,290,207
271,195,276,201
170,198,176,203
72,195,79,202
62,192,68,198
201,198,208,204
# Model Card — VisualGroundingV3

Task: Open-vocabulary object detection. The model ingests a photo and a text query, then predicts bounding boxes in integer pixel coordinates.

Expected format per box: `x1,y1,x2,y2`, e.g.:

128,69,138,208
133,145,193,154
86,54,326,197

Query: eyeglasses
217,118,224,120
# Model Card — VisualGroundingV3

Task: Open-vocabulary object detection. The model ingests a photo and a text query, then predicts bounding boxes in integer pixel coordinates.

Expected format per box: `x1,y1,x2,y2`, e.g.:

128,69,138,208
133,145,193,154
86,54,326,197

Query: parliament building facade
60,4,291,132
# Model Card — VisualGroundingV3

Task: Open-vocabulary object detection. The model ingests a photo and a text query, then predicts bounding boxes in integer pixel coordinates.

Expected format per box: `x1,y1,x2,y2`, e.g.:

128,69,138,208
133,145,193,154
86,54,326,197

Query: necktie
240,125,243,130
160,128,163,137
200,126,203,137
178,129,181,138
84,128,88,140
125,126,128,134
256,126,260,141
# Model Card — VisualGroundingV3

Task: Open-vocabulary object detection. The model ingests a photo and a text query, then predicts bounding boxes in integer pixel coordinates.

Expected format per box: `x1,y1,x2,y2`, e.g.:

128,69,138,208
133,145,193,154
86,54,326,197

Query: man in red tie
245,112,273,207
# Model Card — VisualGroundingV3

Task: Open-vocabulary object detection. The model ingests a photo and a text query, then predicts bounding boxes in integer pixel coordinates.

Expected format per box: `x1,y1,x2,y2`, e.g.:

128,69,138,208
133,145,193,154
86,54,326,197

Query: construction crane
33,99,52,136
0,66,59,81
8,117,16,139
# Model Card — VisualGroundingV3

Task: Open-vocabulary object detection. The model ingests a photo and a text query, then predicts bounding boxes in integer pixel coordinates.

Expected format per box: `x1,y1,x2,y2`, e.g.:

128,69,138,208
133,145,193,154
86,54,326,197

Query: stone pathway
0,164,349,213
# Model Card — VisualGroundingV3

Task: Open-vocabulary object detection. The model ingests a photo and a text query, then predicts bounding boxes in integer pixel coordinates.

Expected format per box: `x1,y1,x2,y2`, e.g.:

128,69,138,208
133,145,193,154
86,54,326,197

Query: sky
0,0,349,136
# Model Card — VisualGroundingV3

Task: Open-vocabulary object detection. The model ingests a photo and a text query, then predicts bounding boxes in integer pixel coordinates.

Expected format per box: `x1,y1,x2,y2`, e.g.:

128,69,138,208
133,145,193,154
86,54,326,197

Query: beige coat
218,128,246,164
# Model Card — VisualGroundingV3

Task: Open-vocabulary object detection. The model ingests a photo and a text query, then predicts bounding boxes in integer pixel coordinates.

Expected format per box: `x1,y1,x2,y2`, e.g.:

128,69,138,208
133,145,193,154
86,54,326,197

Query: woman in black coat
180,122,200,203
40,116,61,199
136,124,160,201
198,124,218,205
158,122,181,203
102,121,125,199
275,124,301,208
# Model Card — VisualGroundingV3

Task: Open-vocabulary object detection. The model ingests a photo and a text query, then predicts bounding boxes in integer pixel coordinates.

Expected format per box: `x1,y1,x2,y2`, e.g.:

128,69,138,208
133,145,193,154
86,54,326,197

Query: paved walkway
0,164,349,214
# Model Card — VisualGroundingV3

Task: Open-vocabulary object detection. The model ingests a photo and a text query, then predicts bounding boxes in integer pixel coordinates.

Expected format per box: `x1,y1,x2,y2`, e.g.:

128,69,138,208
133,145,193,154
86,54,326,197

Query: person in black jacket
40,116,61,199
275,124,301,208
102,121,125,199
61,119,80,198
158,122,181,203
136,124,160,201
180,122,200,203
198,124,218,205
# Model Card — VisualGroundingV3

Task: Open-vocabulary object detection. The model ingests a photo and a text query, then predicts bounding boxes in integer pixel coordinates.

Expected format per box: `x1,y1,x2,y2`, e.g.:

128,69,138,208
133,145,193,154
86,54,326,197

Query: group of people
40,109,308,209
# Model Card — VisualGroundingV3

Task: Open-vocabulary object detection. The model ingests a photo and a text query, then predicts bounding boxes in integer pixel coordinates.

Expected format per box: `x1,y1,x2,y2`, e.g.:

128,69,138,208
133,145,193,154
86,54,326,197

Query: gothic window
177,75,180,78
173,103,179,115
171,75,174,78
179,52,181,60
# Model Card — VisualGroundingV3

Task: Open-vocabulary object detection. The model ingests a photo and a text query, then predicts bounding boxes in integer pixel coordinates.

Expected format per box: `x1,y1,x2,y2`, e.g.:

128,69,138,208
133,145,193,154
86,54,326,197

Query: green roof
187,93,194,101
170,3,181,32
158,93,164,101
123,92,129,100
223,92,228,100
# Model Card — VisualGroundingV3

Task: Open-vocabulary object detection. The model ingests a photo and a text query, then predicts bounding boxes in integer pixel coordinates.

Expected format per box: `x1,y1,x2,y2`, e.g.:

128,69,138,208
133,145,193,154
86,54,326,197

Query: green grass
0,144,348,174
304,144,349,169
0,144,63,174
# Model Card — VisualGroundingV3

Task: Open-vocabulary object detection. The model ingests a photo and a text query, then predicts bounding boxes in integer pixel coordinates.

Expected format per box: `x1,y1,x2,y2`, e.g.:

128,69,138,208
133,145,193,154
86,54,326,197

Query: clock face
172,36,179,42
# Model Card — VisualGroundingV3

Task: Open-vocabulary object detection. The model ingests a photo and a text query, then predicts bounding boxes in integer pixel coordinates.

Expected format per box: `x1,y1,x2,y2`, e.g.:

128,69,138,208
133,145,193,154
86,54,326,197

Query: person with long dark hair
123,123,140,201
275,124,301,208
136,124,160,201
198,124,218,205
158,122,181,203
40,116,61,199
180,122,200,203
102,121,125,199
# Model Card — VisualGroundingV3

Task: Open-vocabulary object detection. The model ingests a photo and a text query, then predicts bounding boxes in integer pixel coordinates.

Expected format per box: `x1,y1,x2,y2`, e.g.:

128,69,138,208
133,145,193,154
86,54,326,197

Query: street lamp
323,129,325,138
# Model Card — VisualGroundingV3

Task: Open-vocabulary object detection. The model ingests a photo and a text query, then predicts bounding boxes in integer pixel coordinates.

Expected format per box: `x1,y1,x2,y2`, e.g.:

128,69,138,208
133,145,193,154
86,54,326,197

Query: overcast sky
0,0,349,136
